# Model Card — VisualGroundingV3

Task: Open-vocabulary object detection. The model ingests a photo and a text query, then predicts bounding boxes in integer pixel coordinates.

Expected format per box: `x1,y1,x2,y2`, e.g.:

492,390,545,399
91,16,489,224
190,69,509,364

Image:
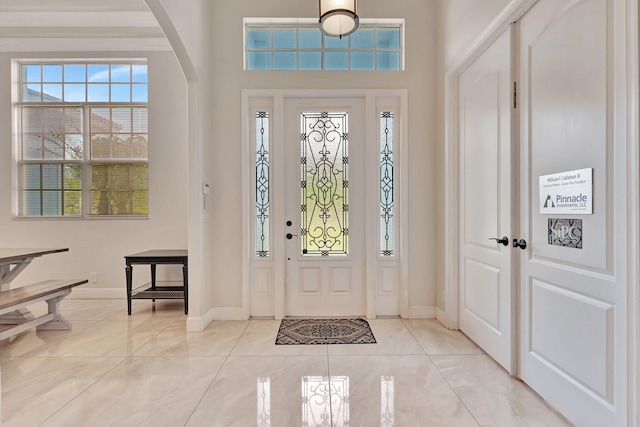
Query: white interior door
458,28,515,372
519,0,628,425
284,98,365,317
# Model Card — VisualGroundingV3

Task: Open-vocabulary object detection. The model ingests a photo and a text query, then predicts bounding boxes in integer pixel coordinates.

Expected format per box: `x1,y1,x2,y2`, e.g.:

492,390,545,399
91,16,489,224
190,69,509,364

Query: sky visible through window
18,62,149,217
21,64,148,103
246,24,402,71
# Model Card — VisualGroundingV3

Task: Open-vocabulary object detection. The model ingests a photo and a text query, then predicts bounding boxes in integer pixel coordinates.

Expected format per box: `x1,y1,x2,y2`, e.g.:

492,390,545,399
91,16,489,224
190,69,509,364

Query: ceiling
0,0,170,52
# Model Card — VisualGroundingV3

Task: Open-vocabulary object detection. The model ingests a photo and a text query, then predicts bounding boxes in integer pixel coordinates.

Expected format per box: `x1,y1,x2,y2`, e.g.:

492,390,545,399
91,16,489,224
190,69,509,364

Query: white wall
145,0,216,325
0,51,188,294
208,0,438,313
438,0,513,70
0,0,440,320
434,0,512,311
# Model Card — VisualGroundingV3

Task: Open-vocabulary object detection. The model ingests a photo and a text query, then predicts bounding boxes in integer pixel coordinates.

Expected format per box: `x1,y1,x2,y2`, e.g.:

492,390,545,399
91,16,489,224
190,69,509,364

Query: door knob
513,239,527,250
286,233,297,240
489,236,509,246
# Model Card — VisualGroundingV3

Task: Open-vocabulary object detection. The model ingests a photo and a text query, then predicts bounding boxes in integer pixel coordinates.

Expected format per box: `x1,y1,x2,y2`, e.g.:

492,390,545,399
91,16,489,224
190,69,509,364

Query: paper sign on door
539,168,593,214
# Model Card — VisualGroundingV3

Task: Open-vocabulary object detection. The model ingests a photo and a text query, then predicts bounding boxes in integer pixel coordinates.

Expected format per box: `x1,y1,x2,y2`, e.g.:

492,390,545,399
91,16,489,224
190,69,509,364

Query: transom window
15,61,148,217
244,20,403,71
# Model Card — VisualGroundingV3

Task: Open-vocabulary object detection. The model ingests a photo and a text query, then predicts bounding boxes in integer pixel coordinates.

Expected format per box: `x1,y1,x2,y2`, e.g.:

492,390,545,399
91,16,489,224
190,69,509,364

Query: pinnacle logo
543,195,555,208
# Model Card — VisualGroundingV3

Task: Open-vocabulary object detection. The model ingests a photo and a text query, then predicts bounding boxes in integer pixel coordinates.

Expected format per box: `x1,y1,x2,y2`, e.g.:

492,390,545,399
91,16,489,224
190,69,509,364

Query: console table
124,250,188,315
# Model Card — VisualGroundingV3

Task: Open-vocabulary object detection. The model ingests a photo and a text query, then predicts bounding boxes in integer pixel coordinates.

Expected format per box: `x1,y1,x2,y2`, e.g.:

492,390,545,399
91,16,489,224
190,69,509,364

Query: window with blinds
16,62,148,217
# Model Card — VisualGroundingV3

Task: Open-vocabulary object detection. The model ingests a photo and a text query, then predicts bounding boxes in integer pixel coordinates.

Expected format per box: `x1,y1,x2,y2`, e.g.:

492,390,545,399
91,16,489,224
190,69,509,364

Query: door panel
519,0,627,425
284,98,365,317
459,28,514,373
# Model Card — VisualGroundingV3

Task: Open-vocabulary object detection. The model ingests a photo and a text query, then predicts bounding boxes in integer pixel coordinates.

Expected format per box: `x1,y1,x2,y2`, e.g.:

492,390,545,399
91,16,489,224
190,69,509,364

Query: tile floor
0,299,572,427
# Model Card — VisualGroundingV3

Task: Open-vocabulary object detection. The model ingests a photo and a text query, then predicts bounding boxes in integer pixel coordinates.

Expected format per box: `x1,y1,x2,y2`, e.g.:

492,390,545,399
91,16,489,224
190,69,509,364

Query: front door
284,98,366,317
458,27,515,373
518,0,628,425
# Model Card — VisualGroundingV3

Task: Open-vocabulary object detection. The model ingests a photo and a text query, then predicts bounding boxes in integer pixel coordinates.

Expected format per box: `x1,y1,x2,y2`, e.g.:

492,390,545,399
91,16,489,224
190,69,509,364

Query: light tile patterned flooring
0,299,572,427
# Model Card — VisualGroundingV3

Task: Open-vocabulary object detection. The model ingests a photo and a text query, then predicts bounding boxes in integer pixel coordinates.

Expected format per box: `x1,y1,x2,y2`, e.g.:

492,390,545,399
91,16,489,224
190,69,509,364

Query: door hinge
513,81,517,109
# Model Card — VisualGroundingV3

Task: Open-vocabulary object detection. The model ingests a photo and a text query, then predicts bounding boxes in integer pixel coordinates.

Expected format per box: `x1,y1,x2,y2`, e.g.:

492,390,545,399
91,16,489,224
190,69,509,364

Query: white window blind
16,62,148,217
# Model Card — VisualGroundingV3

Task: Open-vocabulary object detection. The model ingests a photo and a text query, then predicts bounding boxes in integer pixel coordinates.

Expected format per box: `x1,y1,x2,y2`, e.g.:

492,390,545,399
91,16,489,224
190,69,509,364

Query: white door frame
443,0,639,423
242,89,408,320
442,0,537,330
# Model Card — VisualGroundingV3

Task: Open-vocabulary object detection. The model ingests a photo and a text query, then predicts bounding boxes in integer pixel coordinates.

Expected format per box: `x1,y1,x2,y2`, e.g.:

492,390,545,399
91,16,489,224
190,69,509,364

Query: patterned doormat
275,318,377,345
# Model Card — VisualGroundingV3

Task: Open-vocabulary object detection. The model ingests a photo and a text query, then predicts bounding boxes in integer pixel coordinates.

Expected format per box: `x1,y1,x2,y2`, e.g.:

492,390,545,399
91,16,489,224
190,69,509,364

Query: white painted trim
436,307,449,327
443,0,537,332
365,94,377,319
187,306,243,331
399,90,410,319
212,307,248,321
273,95,286,320
242,89,408,320
67,288,124,299
626,1,639,425
243,17,405,26
445,0,539,74
186,307,215,332
0,11,160,28
240,91,251,320
404,305,436,319
0,38,172,52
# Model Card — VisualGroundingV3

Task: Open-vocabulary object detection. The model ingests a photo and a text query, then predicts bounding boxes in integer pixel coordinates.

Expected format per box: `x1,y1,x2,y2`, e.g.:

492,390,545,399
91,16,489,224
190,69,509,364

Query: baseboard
186,307,215,332
185,307,247,331
436,306,447,326
67,287,124,299
212,307,248,321
404,305,437,319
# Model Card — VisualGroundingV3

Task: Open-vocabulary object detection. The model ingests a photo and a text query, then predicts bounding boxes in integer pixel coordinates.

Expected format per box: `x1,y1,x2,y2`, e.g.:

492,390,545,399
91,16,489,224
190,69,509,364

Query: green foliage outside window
17,62,148,217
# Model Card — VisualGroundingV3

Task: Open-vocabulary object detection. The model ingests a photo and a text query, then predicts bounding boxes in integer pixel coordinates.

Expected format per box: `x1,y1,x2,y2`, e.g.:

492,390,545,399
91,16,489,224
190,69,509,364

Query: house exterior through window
15,61,149,217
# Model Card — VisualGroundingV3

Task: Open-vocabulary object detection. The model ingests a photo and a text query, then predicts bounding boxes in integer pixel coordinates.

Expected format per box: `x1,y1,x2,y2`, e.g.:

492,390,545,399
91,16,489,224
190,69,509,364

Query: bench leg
37,291,72,331
0,307,35,324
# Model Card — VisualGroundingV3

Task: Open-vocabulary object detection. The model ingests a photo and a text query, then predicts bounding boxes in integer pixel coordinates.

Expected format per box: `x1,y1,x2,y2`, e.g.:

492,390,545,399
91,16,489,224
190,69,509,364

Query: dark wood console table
124,250,188,315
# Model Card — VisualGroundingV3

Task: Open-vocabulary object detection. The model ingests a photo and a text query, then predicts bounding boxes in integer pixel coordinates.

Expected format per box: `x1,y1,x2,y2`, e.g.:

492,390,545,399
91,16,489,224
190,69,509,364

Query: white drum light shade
319,0,359,38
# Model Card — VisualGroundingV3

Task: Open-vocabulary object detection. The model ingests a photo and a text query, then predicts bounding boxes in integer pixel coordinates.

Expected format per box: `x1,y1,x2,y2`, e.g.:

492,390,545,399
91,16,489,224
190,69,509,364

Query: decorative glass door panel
285,98,365,317
300,111,349,256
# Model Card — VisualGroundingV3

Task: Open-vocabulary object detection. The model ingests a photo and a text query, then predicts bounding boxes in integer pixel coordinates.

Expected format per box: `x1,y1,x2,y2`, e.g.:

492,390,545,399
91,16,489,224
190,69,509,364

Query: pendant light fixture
319,0,359,38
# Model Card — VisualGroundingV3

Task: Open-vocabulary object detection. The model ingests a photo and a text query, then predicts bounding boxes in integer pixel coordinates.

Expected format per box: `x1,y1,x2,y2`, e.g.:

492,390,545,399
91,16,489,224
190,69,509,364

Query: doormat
275,318,377,345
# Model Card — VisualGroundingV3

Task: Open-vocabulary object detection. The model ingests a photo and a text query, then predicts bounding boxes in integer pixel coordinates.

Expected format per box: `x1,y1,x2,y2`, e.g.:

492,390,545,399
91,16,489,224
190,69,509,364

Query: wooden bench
0,279,87,341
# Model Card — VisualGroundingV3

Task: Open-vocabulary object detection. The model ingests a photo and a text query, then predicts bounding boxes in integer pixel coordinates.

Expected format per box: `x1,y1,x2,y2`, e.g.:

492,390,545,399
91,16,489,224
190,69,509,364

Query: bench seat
0,279,87,341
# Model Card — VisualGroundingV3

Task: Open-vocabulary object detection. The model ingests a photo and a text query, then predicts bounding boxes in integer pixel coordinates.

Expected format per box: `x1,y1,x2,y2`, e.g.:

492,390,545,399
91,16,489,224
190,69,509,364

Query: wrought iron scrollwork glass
300,111,349,256
302,376,349,426
255,111,270,257
256,377,271,426
380,112,395,256
381,376,395,426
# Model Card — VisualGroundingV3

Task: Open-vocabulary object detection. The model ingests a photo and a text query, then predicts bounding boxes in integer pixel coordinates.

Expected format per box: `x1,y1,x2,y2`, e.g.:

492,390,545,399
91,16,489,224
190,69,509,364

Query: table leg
183,263,188,315
0,259,33,290
150,264,157,302
126,264,133,315
0,259,35,323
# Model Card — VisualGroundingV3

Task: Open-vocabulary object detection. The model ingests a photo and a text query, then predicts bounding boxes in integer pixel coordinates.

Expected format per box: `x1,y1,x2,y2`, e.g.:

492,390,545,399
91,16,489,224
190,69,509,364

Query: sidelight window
380,111,395,256
255,111,271,257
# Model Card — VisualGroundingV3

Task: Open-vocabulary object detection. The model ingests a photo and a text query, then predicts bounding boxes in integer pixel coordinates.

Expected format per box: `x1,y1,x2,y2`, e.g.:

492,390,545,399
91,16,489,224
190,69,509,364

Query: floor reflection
257,377,270,426
257,375,395,427
381,376,395,426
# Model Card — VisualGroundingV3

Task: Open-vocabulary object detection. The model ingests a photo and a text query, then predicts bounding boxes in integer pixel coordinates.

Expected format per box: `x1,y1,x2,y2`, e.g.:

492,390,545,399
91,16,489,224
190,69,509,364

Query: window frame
13,60,149,219
243,18,405,71
253,109,272,258
379,110,396,258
